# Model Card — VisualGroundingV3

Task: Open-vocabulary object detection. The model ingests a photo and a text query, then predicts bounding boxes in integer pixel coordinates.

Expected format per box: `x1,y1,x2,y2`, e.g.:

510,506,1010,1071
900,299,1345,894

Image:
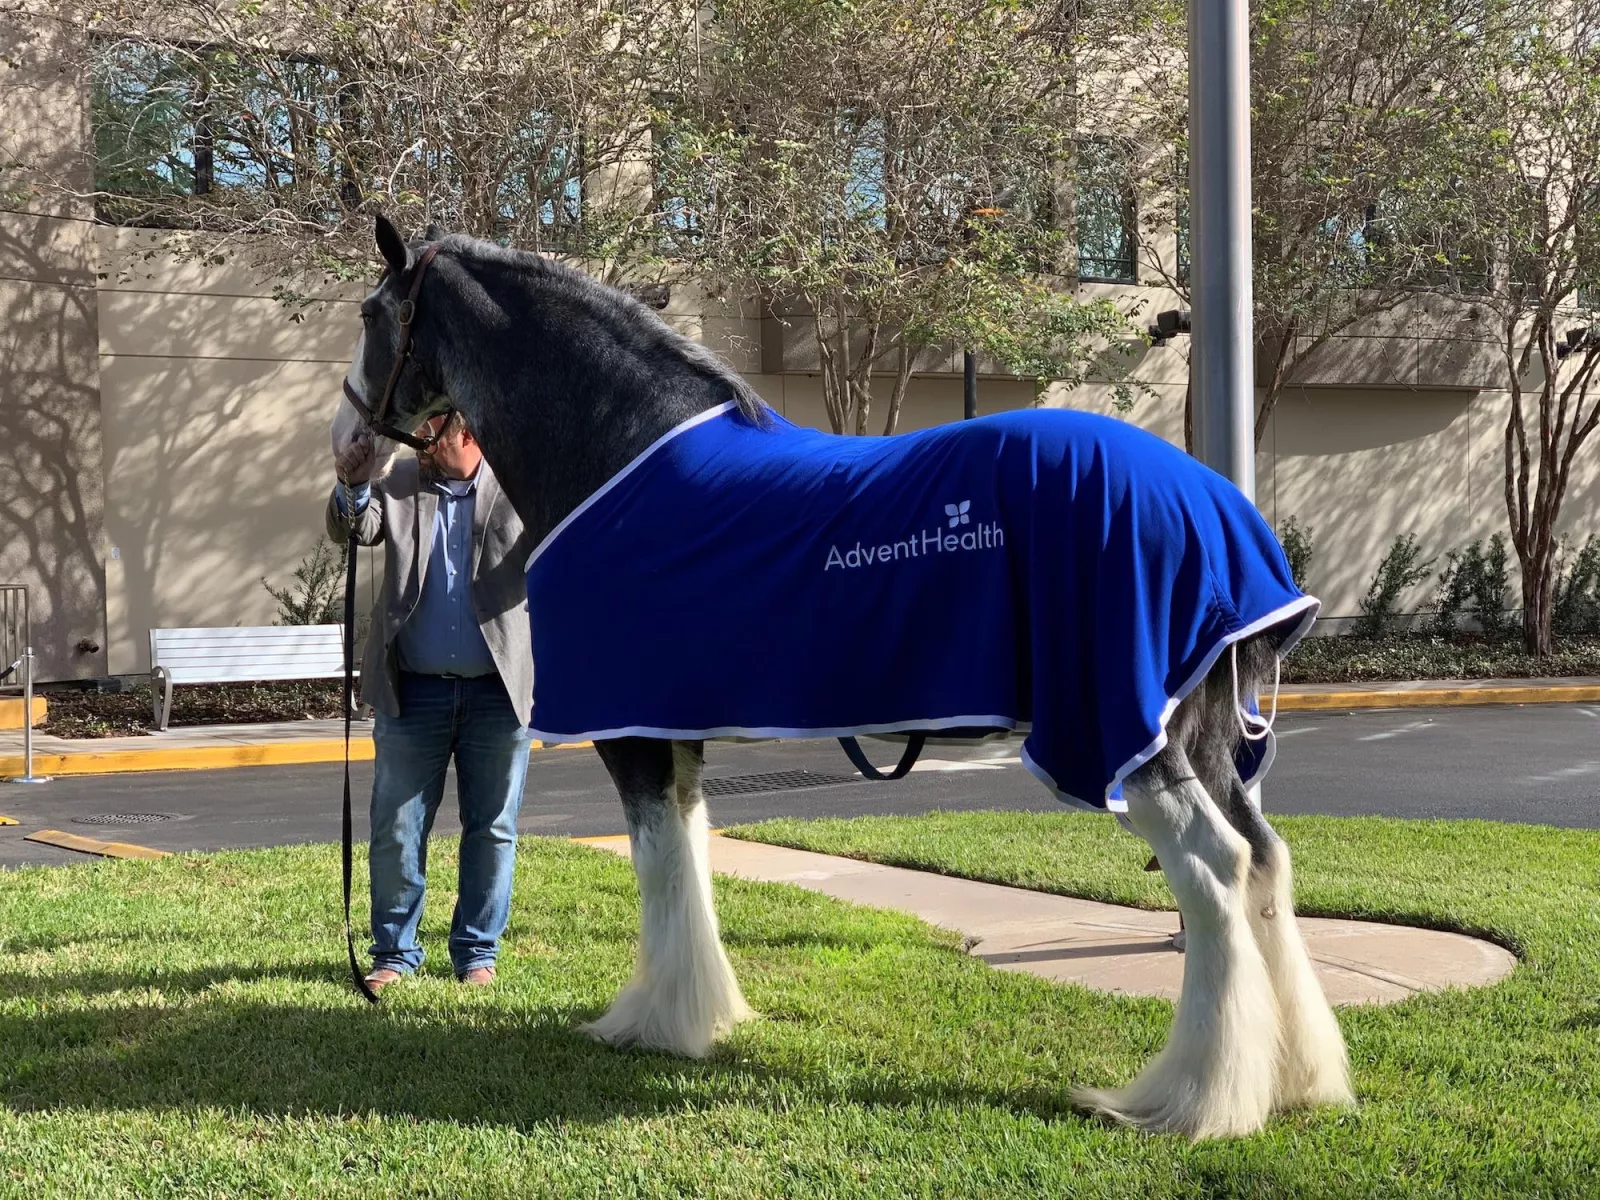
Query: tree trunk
1253,326,1297,449
882,342,913,436
1521,566,1553,656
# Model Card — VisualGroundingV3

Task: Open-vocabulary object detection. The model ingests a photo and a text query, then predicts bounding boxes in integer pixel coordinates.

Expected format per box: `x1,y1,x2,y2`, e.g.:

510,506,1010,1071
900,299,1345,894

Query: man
326,412,533,992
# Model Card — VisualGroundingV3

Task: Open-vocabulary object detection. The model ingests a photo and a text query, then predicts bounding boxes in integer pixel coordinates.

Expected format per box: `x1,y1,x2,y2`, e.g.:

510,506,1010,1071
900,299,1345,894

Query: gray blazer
325,458,534,724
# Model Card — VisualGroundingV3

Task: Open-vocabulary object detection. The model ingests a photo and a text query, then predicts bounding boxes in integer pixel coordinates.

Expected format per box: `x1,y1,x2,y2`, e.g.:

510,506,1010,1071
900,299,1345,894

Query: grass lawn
725,811,1600,1197
0,822,1593,1197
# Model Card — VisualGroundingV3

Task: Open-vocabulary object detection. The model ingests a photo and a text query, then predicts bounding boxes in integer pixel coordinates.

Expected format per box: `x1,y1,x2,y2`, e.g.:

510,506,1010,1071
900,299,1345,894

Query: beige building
4,20,1598,681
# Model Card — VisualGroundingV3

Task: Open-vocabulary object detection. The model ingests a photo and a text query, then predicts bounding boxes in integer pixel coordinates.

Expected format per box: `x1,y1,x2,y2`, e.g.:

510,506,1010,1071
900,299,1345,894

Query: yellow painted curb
0,737,591,779
0,815,17,826
1276,685,1600,712
0,696,47,730
26,829,169,861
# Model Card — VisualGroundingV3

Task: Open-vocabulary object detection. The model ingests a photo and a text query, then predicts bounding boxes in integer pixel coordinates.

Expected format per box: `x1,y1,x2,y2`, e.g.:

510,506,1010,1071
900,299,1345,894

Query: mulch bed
1281,633,1600,684
37,680,356,739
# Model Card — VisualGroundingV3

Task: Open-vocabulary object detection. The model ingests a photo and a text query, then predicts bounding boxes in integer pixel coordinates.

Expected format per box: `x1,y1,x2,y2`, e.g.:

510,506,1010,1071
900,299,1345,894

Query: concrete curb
1277,682,1600,712
2,677,1594,777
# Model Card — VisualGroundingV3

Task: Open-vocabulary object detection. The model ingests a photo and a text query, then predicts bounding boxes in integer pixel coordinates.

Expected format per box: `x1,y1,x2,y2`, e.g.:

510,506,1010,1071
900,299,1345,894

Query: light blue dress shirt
337,470,497,677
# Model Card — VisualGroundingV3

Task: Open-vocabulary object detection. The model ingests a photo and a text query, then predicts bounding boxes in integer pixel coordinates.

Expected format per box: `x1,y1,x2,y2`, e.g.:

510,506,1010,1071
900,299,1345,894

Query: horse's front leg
582,737,753,1057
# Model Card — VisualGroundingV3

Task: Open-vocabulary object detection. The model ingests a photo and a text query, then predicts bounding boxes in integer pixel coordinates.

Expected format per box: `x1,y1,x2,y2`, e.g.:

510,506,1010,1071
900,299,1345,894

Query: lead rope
1230,641,1282,744
344,534,380,1004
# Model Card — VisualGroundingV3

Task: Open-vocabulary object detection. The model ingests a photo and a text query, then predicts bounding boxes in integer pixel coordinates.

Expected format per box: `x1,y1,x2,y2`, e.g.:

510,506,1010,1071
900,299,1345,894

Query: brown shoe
458,966,496,987
363,968,404,995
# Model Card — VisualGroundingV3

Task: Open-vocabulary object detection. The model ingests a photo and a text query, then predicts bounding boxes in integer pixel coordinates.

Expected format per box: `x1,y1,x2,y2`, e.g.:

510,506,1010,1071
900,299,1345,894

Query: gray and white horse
332,217,1354,1139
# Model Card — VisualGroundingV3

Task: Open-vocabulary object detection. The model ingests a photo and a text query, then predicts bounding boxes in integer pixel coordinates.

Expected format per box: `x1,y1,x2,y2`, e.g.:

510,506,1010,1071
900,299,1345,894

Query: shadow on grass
0,981,1084,1129
1562,1004,1600,1030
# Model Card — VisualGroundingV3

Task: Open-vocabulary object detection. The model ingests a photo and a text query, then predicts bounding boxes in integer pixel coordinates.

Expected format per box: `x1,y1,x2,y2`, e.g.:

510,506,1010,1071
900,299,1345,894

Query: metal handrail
1,585,49,784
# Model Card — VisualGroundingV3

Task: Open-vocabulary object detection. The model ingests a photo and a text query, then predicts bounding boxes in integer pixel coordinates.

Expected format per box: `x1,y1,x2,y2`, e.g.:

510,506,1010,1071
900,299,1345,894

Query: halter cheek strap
344,243,454,452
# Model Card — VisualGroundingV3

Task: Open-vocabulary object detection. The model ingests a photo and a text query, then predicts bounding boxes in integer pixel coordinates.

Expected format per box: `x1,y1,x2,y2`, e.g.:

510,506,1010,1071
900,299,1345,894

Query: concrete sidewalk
3,675,1597,777
582,833,1518,1006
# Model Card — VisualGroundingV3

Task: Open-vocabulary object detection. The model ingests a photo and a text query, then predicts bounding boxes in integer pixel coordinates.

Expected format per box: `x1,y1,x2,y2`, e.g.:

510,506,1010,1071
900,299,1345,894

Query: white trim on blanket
530,713,1024,746
525,400,738,572
529,597,1321,815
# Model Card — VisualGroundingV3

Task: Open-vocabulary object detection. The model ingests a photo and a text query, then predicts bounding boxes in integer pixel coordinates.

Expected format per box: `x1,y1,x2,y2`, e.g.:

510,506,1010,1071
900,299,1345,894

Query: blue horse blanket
525,403,1317,811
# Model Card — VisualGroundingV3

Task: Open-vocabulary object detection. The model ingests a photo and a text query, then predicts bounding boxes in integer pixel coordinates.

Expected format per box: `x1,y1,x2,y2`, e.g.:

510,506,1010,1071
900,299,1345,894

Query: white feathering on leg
582,743,752,1057
1245,837,1354,1111
1073,765,1280,1139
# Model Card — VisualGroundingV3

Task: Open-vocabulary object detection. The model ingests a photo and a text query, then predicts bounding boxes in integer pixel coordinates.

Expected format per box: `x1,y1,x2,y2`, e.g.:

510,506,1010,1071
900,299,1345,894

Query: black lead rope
836,733,927,781
343,534,380,1004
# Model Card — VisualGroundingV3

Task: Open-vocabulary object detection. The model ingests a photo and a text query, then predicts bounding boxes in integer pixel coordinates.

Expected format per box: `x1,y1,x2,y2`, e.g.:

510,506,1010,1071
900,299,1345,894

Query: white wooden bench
148,625,354,731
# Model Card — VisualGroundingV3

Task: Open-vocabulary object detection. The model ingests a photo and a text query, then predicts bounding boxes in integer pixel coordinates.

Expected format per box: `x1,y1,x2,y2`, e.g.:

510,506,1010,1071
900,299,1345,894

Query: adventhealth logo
824,500,1004,571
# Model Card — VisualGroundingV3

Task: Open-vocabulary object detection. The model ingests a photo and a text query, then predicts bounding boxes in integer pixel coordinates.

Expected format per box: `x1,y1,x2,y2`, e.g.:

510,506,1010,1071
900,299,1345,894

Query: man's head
416,411,482,480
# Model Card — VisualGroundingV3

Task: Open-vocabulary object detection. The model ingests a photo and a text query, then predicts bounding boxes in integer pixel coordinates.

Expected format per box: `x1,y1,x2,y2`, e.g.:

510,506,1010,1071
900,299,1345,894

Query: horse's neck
432,258,725,542
444,353,712,547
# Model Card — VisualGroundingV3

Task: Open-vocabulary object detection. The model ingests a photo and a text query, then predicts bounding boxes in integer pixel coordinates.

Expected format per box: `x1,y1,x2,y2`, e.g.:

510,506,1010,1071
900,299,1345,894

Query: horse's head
332,215,455,478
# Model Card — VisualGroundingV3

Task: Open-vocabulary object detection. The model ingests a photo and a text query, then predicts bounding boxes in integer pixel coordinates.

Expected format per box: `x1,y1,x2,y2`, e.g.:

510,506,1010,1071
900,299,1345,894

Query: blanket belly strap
837,734,926,780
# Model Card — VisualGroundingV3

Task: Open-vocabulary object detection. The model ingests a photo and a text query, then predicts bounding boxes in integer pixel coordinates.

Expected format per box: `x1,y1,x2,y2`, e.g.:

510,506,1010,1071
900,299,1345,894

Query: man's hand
335,435,377,485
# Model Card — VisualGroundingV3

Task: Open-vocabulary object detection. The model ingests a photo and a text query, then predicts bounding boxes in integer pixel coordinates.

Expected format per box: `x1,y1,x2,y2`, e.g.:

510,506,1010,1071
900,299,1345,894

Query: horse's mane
433,234,769,426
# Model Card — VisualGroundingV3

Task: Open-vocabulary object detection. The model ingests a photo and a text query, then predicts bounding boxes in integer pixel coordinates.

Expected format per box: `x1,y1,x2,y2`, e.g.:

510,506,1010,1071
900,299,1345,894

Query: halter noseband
342,242,455,452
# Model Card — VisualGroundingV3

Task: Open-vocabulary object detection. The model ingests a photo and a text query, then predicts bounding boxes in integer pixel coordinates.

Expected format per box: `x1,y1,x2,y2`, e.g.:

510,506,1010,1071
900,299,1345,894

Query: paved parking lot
2,703,1597,867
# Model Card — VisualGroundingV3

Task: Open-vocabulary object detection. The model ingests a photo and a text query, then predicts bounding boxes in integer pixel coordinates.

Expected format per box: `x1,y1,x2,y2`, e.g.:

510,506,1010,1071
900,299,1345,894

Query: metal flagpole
1189,2,1263,831
1188,0,1255,501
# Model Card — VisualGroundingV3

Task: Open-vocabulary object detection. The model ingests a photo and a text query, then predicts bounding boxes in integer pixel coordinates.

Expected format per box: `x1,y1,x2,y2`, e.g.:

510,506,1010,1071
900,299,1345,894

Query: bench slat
163,668,349,683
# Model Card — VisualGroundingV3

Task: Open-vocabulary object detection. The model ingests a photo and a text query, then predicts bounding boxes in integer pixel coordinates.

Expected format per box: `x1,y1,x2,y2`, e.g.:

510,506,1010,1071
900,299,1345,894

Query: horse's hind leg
1196,640,1356,1120
1185,634,1352,1114
1210,777,1353,1111
1073,740,1279,1138
582,737,753,1058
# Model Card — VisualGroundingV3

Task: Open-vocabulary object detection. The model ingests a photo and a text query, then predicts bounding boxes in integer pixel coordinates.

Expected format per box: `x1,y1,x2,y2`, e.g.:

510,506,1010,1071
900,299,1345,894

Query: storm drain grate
71,813,177,826
702,771,861,798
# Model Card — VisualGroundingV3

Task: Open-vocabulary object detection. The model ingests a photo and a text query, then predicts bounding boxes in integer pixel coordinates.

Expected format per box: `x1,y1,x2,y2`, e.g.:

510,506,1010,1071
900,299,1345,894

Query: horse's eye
360,311,375,326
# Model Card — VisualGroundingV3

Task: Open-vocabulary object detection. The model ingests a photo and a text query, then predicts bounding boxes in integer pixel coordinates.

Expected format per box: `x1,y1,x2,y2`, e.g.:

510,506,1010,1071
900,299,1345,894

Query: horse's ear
375,214,410,275
423,222,445,242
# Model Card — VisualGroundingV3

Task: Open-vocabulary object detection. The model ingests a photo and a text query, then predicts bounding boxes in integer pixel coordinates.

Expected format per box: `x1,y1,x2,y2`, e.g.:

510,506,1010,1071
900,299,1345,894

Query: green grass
727,810,1600,1196
0,822,1596,1197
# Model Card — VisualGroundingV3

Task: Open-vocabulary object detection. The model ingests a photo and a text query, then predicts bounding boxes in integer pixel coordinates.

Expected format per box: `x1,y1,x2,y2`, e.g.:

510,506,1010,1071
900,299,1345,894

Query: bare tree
1455,2,1600,655
1125,0,1498,449
654,0,1147,435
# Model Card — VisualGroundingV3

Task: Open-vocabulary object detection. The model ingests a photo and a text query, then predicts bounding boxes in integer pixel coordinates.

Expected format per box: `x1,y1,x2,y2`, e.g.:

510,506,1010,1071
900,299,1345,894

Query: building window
91,43,202,203
493,117,585,251
1077,137,1136,283
90,40,585,243
651,106,707,249
1577,186,1599,310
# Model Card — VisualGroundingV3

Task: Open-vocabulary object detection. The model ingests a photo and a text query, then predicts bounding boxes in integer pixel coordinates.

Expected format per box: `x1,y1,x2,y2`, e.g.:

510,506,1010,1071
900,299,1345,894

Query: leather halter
342,243,454,452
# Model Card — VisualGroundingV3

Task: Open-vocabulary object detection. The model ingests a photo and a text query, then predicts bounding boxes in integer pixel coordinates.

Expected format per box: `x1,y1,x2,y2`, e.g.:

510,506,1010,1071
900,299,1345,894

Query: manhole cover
71,813,176,826
702,771,861,797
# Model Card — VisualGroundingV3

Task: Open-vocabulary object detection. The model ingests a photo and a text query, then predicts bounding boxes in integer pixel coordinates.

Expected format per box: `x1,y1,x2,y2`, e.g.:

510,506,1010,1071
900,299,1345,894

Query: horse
331,216,1354,1139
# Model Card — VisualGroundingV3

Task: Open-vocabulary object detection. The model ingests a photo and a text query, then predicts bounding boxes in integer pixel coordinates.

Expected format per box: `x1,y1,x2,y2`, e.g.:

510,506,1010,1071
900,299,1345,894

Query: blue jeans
369,672,531,975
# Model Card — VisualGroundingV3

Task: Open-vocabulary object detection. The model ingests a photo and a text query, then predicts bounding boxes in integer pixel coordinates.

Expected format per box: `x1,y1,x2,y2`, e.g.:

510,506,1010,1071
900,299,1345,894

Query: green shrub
1554,535,1600,635
1354,534,1435,638
1431,534,1513,640
1278,516,1314,592
261,540,348,626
